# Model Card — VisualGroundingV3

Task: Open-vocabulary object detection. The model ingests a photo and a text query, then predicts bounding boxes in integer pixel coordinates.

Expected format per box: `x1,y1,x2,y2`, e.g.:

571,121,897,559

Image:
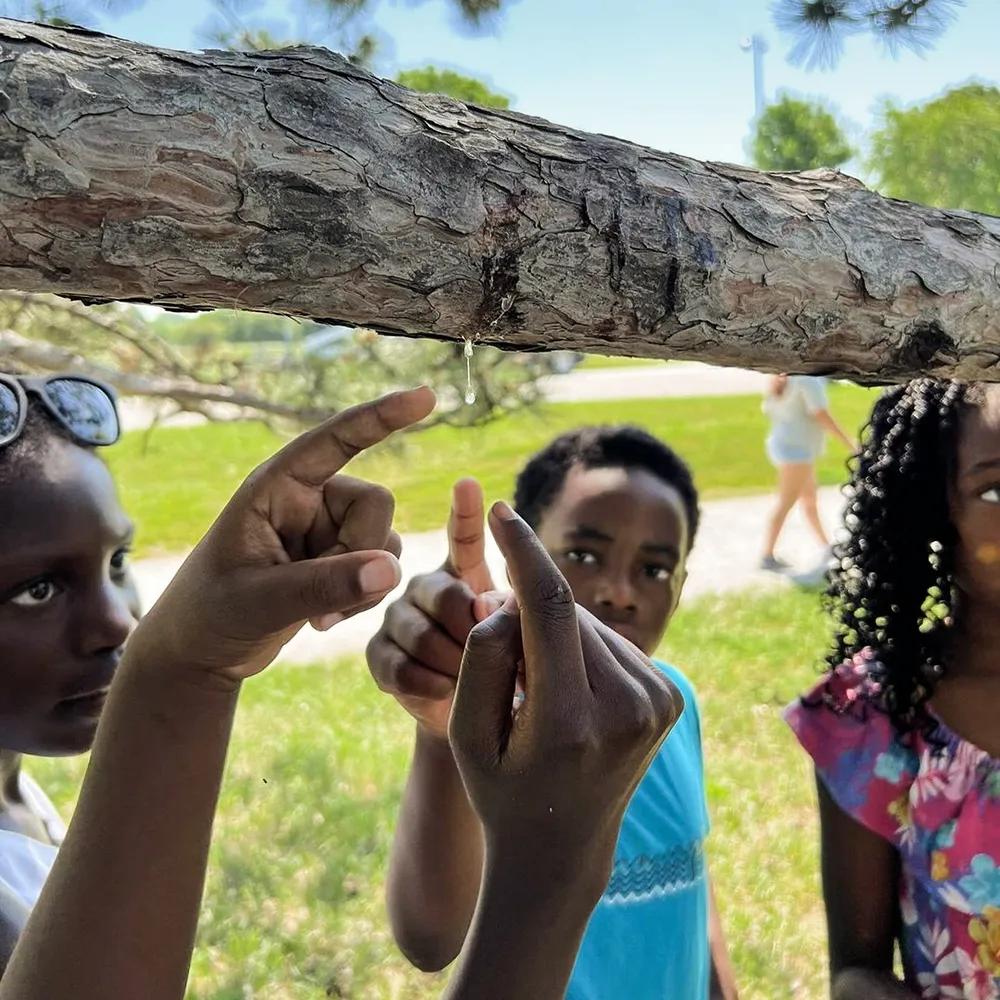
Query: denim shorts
766,439,821,466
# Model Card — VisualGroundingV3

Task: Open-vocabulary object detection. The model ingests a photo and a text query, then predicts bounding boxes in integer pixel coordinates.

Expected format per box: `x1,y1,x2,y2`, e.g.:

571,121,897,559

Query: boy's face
0,439,140,757
534,464,690,656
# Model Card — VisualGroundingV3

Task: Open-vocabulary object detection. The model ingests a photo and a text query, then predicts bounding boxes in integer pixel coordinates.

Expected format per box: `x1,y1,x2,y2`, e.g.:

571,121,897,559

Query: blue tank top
567,662,711,1000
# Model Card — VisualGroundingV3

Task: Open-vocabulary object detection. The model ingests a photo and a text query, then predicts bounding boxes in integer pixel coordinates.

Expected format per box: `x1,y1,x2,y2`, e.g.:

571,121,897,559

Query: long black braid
824,377,974,733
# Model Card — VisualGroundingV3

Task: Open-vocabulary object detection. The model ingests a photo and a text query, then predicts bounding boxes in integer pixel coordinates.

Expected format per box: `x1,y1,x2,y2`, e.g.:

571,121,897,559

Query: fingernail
492,500,516,522
359,555,401,594
313,613,344,632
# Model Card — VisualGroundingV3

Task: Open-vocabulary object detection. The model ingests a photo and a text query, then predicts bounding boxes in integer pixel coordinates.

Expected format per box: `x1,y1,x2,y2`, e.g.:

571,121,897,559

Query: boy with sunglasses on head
0,372,134,920
369,426,739,999
0,377,681,1000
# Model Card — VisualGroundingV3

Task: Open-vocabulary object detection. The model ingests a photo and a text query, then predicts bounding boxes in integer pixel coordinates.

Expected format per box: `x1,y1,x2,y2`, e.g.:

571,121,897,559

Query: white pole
740,33,769,118
752,35,767,117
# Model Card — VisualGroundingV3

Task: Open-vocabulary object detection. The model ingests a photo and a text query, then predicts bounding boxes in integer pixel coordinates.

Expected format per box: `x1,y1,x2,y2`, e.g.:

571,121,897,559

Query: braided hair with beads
824,377,976,733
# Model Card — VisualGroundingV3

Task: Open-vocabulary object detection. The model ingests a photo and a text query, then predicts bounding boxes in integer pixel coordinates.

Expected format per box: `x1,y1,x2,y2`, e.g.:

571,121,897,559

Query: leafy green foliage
396,65,510,108
198,0,375,63
151,310,308,346
749,93,853,171
200,0,506,65
868,83,1000,214
1,0,512,69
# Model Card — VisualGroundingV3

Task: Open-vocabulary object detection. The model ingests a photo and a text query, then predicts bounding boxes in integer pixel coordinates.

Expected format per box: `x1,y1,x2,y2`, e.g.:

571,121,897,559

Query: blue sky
103,0,997,169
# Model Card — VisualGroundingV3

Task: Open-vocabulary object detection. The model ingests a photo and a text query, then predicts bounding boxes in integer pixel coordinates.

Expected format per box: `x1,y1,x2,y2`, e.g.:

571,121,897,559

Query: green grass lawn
111,384,877,557
577,354,666,370
33,586,832,999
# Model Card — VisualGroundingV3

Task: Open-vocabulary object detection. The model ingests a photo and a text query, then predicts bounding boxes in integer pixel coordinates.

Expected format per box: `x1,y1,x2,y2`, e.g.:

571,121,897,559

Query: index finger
272,387,437,486
486,500,587,702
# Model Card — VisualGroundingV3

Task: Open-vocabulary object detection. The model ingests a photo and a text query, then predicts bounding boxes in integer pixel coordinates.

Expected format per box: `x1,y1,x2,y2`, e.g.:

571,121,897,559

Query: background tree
749,92,854,171
0,0,138,27
0,294,551,430
200,0,378,64
868,83,1000,215
772,0,966,70
395,66,509,108
0,0,507,62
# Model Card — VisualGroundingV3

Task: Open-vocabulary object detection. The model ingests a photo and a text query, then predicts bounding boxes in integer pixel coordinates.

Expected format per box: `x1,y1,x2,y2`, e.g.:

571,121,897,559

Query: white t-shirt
762,375,829,461
0,774,63,910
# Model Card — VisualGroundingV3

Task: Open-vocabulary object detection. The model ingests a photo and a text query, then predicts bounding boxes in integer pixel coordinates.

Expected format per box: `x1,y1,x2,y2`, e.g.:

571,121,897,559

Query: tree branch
0,328,332,423
0,18,998,381
0,291,195,375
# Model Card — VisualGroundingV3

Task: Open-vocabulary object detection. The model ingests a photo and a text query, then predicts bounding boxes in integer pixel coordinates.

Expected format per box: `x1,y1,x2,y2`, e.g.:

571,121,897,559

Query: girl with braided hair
787,378,1000,999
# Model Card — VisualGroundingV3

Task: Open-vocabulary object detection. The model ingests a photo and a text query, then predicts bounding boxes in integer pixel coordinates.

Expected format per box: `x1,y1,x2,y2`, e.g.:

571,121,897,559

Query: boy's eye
9,578,61,608
566,549,599,567
645,565,673,582
110,548,132,574
980,487,1000,504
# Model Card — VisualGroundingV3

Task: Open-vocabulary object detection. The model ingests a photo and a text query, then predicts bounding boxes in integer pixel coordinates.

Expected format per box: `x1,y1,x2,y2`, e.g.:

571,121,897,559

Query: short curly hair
513,425,700,550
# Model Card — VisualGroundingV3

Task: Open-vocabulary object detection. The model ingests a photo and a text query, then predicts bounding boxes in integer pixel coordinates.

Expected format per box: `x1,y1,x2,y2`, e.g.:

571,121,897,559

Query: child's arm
0,653,241,998
708,879,739,999
800,378,856,453
368,481,496,969
815,409,858,453
833,970,916,999
0,389,435,1000
817,780,915,998
387,727,484,970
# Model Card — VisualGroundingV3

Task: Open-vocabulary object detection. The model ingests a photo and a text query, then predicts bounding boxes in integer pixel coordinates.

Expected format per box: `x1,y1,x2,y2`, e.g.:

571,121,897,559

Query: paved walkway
132,486,843,665
537,362,768,403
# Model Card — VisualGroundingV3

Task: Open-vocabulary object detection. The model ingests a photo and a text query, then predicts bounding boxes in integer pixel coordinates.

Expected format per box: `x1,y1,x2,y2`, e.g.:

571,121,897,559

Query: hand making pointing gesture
1,388,435,1000
444,501,682,999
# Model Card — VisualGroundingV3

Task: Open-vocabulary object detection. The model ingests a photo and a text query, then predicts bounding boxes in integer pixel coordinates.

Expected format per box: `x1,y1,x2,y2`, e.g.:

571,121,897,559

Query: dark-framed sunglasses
0,373,121,449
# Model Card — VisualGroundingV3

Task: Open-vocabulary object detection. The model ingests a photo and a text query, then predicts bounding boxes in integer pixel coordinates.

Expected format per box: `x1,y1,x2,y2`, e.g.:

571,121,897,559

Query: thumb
449,594,522,759
246,551,402,634
447,478,494,594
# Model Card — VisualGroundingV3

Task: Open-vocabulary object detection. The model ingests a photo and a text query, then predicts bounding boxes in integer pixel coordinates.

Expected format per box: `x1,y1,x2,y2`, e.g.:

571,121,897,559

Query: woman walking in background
760,375,855,572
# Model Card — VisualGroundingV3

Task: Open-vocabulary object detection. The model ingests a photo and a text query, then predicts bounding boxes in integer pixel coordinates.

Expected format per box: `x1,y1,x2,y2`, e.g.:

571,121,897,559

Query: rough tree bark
0,19,998,382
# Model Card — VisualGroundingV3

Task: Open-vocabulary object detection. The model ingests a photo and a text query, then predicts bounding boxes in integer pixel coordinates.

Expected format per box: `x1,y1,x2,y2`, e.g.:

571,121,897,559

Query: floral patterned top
786,650,1000,1000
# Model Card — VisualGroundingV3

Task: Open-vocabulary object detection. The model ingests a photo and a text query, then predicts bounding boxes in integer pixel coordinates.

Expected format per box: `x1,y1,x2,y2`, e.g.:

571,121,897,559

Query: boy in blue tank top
367,426,738,998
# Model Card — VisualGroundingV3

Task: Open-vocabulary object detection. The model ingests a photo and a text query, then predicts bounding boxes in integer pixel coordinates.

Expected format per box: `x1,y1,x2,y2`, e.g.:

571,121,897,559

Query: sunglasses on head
0,373,121,449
